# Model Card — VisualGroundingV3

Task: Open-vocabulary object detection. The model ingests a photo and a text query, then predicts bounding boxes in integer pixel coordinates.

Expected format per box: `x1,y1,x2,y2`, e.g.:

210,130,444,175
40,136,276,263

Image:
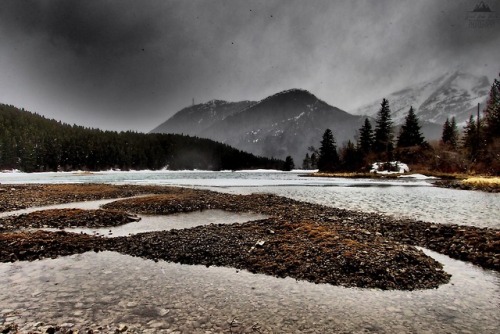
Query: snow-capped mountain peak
350,71,490,126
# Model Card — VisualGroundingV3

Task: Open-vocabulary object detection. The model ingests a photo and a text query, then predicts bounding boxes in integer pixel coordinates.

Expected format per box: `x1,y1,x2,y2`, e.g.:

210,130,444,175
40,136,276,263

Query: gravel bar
0,184,498,291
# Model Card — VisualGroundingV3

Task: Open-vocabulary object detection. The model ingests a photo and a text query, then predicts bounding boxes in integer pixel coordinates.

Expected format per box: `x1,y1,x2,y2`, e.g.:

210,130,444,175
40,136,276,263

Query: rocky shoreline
0,208,140,233
1,184,499,333
102,190,499,272
0,185,500,290
0,184,177,213
1,185,498,288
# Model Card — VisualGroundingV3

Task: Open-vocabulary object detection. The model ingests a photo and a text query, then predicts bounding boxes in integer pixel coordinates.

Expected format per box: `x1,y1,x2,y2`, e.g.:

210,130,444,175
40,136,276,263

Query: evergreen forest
310,74,500,175
0,104,283,172
2,73,499,175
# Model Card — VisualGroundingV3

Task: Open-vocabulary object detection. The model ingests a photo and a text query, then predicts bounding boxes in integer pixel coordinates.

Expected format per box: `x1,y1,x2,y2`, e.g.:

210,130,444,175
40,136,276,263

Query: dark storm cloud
3,1,156,51
2,1,169,84
0,0,498,131
1,1,162,81
1,1,166,125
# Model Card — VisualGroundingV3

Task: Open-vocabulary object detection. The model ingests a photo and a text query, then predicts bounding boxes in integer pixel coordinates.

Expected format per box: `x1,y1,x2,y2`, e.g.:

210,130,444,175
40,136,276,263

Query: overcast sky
0,0,498,132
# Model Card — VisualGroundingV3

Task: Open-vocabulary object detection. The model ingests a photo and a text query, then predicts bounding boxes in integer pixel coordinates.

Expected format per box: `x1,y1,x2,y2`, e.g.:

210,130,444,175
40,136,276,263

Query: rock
158,308,170,316
116,324,128,332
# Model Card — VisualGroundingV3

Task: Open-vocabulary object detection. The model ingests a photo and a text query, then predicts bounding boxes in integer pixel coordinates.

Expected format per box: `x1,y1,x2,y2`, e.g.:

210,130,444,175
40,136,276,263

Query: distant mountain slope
350,71,490,136
152,89,365,162
151,100,255,135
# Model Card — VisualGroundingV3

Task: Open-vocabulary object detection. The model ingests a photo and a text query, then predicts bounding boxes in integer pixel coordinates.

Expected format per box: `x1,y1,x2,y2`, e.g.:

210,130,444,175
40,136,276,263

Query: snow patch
1,169,22,173
288,112,305,122
370,161,409,174
399,174,438,180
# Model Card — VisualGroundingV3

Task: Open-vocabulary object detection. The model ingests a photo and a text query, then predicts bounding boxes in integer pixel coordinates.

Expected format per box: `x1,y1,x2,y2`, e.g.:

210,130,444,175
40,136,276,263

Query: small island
1,184,498,292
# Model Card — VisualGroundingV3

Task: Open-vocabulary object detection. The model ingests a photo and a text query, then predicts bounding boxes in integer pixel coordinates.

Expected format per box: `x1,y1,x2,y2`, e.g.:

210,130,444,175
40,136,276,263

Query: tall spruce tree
397,106,425,147
357,118,374,154
308,146,319,169
318,128,339,172
442,118,451,143
302,153,311,169
310,152,318,169
462,115,480,161
283,155,295,171
450,117,459,147
373,98,394,159
483,74,500,140
441,117,459,149
341,140,362,171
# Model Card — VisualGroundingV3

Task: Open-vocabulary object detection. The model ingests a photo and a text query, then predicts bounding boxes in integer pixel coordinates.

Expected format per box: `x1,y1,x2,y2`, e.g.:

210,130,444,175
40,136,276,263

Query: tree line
0,104,284,172
304,74,500,175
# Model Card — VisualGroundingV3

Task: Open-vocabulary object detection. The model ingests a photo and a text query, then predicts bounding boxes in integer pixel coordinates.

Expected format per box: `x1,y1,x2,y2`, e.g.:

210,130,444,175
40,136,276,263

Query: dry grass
461,177,500,190
311,170,486,180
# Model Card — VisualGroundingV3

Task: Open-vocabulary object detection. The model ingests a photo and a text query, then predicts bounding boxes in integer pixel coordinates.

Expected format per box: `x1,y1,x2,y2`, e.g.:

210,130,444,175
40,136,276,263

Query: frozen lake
1,170,499,228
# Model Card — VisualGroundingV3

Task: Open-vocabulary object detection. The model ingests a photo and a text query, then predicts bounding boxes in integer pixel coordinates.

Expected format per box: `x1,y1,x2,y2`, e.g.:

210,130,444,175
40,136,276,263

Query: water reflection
40,210,268,237
217,185,500,229
0,198,125,218
0,249,498,333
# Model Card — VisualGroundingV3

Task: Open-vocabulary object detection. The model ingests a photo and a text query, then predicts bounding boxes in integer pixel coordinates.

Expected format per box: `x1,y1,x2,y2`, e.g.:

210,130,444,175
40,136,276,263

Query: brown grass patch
461,177,500,190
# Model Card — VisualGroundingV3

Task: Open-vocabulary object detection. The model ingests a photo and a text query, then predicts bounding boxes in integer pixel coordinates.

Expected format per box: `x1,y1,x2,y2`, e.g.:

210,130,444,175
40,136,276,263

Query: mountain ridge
350,71,490,126
152,71,491,162
151,99,255,136
152,88,364,162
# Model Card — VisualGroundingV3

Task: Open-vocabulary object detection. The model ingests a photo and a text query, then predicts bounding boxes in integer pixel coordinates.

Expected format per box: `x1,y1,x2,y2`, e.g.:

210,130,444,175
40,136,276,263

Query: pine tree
310,152,318,169
462,115,479,160
308,146,319,169
340,140,362,171
357,118,374,154
283,155,295,171
397,106,425,147
373,98,394,159
317,129,339,172
441,117,459,149
450,118,459,148
483,75,500,140
302,153,311,169
442,118,451,143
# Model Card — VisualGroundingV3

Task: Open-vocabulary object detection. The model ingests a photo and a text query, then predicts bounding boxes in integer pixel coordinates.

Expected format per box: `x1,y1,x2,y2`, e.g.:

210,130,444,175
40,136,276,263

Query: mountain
350,71,490,139
151,100,255,135
151,89,365,162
